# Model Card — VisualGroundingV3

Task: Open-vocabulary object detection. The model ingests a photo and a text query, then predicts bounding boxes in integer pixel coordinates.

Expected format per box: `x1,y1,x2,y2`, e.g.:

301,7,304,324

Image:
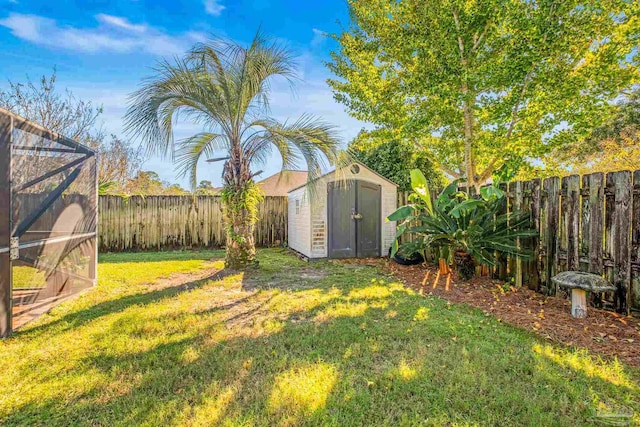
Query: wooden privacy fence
399,169,640,314
515,171,639,314
99,195,287,252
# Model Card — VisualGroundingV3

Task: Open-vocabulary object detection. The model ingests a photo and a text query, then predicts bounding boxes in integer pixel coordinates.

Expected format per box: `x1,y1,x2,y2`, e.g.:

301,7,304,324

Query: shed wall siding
305,166,397,258
287,187,311,257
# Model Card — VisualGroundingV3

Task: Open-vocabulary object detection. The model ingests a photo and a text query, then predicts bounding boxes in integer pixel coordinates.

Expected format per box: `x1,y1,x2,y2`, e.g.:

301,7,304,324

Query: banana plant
387,169,537,278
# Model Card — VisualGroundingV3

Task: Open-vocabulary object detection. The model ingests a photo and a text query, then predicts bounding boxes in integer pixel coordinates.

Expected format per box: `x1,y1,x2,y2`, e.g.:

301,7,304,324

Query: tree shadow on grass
14,269,238,338
3,255,640,426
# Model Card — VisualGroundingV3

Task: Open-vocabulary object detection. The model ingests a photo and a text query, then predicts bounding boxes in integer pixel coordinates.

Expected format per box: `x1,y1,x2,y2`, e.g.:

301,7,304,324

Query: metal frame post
0,112,13,337
89,156,98,285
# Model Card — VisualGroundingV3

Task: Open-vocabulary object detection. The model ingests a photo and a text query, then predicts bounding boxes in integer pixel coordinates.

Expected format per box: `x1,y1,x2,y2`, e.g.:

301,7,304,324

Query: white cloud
96,14,147,33
311,28,326,48
204,0,225,16
0,13,202,56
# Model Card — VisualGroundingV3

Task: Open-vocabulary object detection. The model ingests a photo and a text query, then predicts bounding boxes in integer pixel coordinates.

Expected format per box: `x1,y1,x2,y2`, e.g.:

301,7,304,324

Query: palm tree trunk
222,149,260,269
223,190,258,269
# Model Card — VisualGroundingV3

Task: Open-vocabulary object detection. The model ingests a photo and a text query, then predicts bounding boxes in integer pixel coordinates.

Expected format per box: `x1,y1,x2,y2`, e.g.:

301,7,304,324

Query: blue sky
0,0,367,188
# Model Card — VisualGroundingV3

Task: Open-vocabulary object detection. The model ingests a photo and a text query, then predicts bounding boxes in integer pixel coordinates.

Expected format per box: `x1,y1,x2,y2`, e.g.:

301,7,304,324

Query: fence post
632,171,640,310
89,157,98,285
541,177,560,294
528,179,541,290
511,181,524,287
0,112,12,337
606,171,632,313
561,175,580,271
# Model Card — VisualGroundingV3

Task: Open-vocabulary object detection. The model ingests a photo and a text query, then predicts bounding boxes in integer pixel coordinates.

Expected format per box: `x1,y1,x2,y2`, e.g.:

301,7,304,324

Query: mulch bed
337,258,640,368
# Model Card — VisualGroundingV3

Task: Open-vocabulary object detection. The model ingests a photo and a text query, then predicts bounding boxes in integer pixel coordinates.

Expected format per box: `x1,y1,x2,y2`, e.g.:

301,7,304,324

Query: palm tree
125,33,342,269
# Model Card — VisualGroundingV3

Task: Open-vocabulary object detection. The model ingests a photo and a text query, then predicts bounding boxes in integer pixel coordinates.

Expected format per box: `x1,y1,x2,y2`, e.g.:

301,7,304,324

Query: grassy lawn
1,249,638,426
12,265,46,289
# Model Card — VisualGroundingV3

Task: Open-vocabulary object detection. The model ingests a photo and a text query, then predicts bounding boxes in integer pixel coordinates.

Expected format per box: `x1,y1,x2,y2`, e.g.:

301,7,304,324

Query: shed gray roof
287,161,398,193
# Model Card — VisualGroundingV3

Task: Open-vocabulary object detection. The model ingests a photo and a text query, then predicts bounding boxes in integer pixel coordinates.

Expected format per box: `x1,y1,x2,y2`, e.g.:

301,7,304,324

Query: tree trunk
222,145,260,270
454,249,475,280
223,191,258,269
461,84,478,192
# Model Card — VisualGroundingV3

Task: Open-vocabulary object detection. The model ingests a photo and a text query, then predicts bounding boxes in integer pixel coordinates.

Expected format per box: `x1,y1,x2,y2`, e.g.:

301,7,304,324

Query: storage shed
288,162,398,259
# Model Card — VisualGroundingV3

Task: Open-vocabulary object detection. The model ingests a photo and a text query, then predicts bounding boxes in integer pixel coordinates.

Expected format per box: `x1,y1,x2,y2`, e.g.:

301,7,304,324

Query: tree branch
504,69,534,144
441,165,461,179
452,10,465,61
478,156,503,182
471,20,491,54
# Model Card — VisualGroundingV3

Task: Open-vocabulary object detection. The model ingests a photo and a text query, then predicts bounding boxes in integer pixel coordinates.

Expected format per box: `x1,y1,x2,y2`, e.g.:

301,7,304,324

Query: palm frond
250,114,342,181
174,132,229,190
125,58,231,159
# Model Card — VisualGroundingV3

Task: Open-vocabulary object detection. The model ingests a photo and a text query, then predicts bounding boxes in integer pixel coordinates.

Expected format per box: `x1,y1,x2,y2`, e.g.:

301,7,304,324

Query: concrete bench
551,271,616,318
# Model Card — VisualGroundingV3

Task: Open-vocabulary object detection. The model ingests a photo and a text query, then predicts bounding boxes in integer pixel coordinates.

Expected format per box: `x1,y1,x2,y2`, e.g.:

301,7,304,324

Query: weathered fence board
527,178,542,291
497,182,509,280
541,177,560,294
99,195,287,252
510,181,524,287
632,170,640,309
606,172,632,312
561,175,580,272
581,173,604,276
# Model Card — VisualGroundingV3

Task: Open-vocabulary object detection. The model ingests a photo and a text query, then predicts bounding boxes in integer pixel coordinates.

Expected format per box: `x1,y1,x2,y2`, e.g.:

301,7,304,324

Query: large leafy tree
122,171,190,196
126,33,342,269
329,0,639,189
349,129,444,191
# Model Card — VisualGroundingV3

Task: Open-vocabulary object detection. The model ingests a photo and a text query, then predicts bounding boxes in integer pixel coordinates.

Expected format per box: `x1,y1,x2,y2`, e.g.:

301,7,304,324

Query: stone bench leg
571,288,587,318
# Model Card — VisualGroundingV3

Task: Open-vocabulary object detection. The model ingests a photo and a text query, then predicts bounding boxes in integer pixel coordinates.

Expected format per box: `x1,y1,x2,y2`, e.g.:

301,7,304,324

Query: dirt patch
241,267,328,291
299,268,328,280
381,260,640,367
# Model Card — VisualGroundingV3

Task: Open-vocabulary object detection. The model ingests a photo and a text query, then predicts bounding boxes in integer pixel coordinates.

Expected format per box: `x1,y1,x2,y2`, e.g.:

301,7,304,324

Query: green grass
1,249,638,426
12,265,46,289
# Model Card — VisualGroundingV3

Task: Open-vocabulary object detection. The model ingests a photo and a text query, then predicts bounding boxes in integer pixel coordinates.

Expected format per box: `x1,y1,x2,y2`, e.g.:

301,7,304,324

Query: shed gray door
328,180,381,258
328,180,357,258
356,181,381,257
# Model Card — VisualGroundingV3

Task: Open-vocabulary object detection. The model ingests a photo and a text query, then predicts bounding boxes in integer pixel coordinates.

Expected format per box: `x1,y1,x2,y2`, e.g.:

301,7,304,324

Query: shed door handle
351,213,363,220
